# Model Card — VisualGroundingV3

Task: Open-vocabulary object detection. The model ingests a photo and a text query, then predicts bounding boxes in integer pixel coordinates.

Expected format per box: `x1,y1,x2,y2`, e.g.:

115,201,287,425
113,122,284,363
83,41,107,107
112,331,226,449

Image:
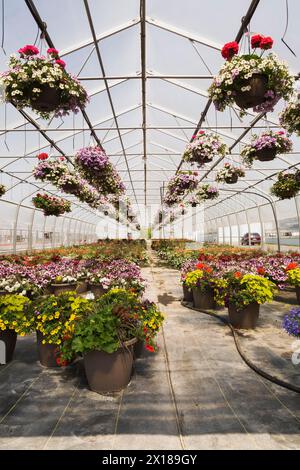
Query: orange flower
257,267,265,275
234,271,242,279
286,262,298,271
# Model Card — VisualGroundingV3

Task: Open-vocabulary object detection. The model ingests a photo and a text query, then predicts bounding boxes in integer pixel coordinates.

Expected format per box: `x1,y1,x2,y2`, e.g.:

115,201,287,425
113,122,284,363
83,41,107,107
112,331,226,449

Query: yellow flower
54,312,60,319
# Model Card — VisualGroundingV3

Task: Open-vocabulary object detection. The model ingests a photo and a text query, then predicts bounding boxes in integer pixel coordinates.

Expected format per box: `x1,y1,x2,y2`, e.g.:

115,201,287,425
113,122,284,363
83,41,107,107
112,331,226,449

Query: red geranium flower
18,44,39,56
257,267,265,275
260,36,273,50
47,47,59,56
286,262,298,271
146,344,155,353
196,262,205,269
234,271,242,279
251,34,263,48
37,152,49,161
55,59,66,68
198,130,205,135
221,41,239,60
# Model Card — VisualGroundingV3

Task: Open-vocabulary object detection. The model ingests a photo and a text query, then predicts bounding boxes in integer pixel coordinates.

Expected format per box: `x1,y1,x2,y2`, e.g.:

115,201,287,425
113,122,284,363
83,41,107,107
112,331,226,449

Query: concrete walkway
0,260,300,449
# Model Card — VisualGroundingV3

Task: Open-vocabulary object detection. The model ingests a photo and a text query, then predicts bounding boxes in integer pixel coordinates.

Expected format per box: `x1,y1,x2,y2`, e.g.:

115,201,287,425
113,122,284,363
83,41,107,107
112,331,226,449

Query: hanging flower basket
58,174,81,194
215,163,245,184
233,73,269,109
33,159,67,184
270,172,300,200
32,193,71,216
0,184,6,198
279,94,300,137
0,46,88,119
194,184,219,202
208,34,294,114
241,130,293,167
163,172,199,207
183,131,228,167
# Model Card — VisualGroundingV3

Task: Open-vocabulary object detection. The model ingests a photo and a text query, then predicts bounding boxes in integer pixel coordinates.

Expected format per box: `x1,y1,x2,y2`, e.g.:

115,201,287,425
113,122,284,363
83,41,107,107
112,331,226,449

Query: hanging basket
31,85,61,113
225,174,238,184
255,148,276,162
191,149,212,165
234,73,268,109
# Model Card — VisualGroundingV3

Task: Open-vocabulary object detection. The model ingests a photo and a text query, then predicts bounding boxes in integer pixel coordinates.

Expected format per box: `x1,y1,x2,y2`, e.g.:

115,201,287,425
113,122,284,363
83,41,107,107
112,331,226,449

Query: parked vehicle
241,233,261,246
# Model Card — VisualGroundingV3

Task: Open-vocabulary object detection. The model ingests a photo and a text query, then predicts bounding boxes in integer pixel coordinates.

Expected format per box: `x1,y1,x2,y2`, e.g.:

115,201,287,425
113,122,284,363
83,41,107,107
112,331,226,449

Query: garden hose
181,300,300,395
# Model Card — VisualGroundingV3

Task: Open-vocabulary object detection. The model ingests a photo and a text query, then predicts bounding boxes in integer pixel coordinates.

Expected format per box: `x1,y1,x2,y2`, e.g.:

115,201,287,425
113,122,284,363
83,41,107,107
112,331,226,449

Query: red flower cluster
234,271,242,279
47,48,59,57
55,59,66,68
37,152,49,161
251,34,273,50
196,262,212,273
56,356,68,367
257,267,265,275
18,45,39,56
286,262,298,271
221,41,239,60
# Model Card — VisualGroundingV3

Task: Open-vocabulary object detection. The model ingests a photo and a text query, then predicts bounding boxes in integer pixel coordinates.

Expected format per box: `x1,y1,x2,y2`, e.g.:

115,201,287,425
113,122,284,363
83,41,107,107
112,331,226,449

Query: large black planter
228,302,260,329
234,73,268,109
0,329,17,363
84,339,136,393
36,331,59,368
255,148,276,162
183,284,193,302
32,85,61,113
192,287,216,310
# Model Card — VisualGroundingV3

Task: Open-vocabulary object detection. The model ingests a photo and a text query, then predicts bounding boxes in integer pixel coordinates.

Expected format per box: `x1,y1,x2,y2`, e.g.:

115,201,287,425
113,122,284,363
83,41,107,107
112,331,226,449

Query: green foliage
225,273,277,310
287,268,300,287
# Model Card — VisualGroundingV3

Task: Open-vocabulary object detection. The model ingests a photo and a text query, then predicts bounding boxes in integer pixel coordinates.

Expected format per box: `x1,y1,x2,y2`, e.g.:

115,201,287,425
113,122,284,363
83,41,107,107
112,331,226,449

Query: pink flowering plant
0,184,6,197
208,34,294,115
215,163,245,183
241,130,293,167
194,184,219,202
183,130,228,167
32,193,71,217
0,45,88,119
164,172,199,207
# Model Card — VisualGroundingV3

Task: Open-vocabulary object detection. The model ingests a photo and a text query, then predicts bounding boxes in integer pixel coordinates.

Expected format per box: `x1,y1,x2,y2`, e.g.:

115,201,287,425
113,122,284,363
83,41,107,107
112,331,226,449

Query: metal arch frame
205,188,281,252
83,0,139,210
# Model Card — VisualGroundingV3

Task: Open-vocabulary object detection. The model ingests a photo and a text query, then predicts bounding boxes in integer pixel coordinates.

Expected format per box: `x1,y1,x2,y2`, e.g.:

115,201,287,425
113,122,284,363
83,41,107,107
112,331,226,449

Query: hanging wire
281,0,297,57
77,45,96,76
1,0,6,54
189,40,213,74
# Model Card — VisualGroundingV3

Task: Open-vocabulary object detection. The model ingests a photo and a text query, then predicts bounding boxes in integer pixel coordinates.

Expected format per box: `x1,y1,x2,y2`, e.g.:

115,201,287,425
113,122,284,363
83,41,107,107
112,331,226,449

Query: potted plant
50,275,78,296
133,298,165,358
33,158,68,184
215,163,245,184
279,94,300,137
241,130,292,165
283,306,300,338
286,266,300,304
183,130,228,167
32,193,71,216
208,34,294,114
196,184,219,201
270,172,300,200
184,264,217,310
0,294,32,363
0,46,88,119
60,289,141,393
224,272,276,329
164,172,199,206
0,184,6,197
180,259,197,302
33,292,91,367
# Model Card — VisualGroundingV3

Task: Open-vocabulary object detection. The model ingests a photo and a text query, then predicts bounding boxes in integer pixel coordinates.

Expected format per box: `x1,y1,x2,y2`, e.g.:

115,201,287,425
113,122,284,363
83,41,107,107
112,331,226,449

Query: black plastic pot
192,287,216,310
234,73,268,109
133,339,144,359
255,148,276,162
0,329,17,363
224,174,238,184
83,339,136,393
228,302,260,329
296,287,300,305
183,284,193,302
32,85,61,113
89,283,107,298
36,331,59,368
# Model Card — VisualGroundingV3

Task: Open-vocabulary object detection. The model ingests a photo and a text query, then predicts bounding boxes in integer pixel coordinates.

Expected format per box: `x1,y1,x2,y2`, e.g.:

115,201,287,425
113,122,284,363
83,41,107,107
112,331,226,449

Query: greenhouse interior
0,0,300,455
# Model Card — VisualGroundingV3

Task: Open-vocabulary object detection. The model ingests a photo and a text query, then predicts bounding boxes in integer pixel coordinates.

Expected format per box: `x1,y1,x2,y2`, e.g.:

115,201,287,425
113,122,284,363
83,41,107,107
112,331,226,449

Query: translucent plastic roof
0,0,299,227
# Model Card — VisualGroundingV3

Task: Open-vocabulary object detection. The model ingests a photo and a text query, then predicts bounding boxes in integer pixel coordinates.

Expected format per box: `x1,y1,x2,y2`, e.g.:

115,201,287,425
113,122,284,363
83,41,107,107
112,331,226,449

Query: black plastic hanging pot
32,85,61,113
255,148,276,162
233,73,268,109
